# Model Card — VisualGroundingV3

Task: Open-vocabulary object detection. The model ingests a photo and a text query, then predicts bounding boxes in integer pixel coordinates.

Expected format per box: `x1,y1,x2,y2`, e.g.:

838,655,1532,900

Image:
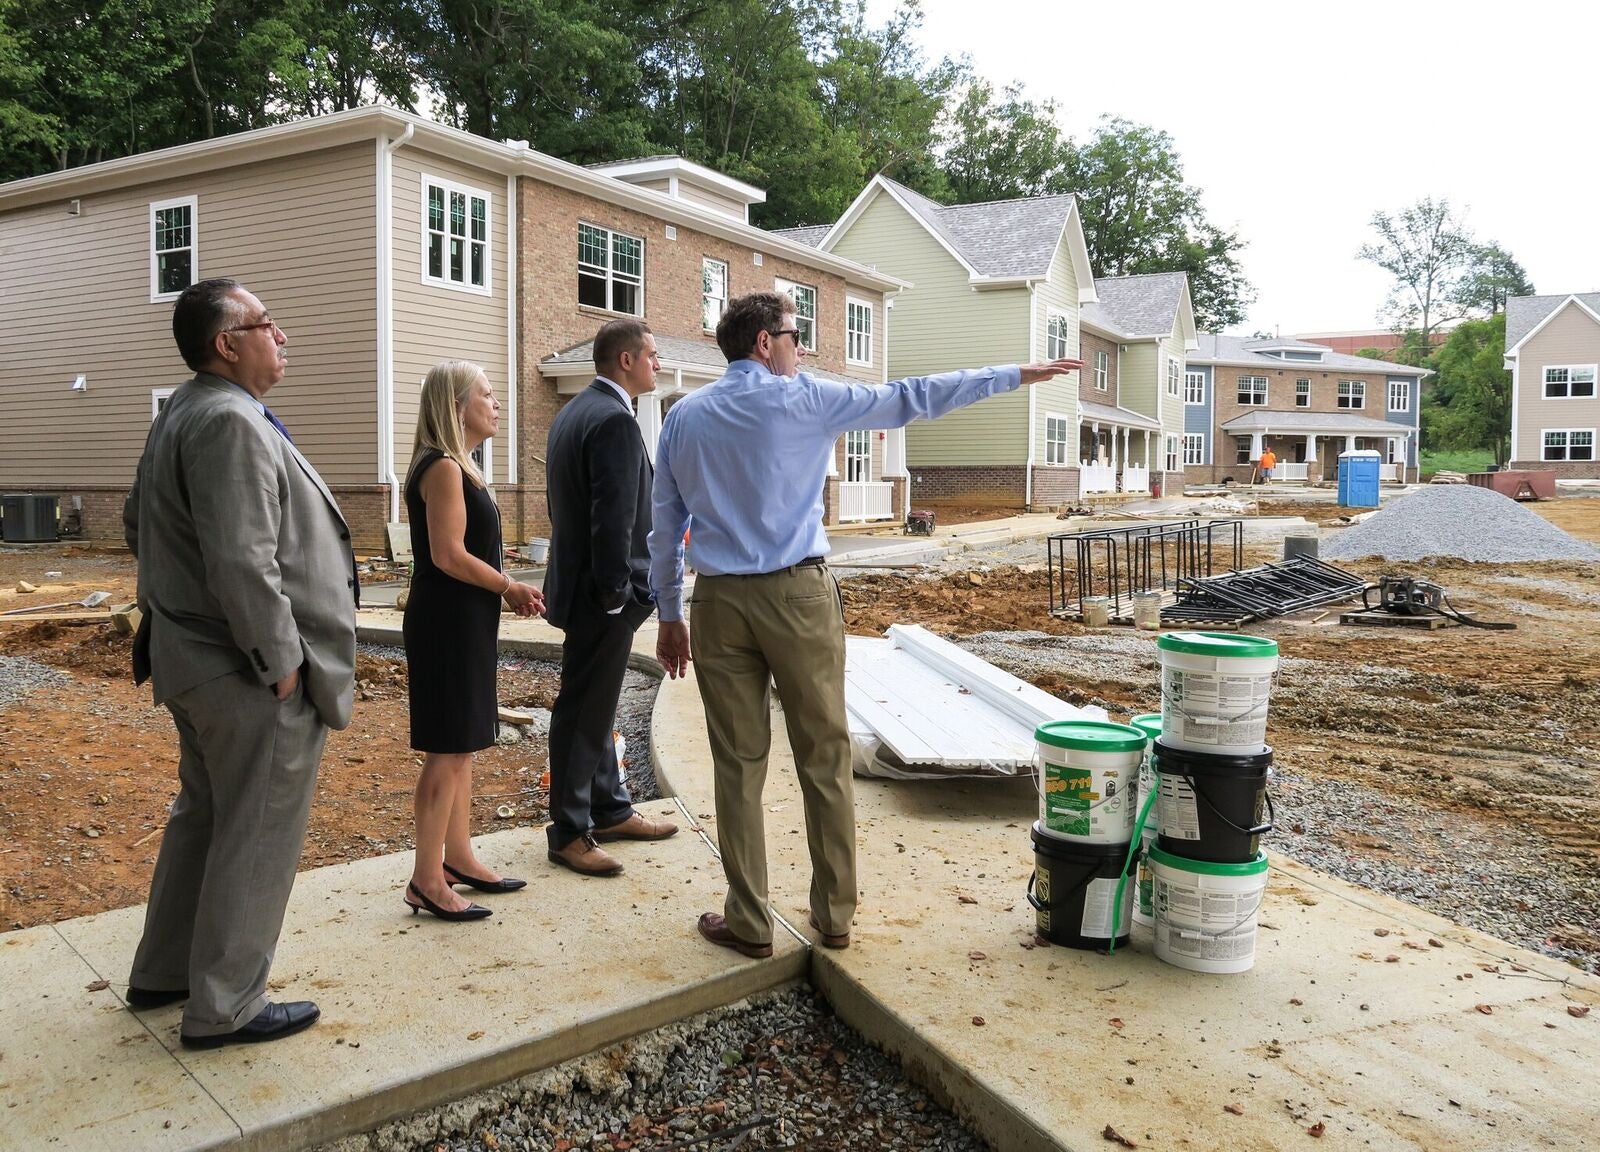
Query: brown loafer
808,914,851,950
547,834,624,877
696,912,772,959
593,812,679,842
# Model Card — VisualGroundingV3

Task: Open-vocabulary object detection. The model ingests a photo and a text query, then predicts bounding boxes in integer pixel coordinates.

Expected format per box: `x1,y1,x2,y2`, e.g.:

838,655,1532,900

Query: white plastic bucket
1157,632,1279,754
1034,720,1144,844
1149,846,1269,974
526,536,550,563
1082,596,1111,627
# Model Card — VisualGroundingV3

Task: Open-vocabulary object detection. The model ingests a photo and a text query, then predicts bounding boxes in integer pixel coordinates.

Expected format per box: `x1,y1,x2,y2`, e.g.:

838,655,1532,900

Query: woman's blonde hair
410,359,488,491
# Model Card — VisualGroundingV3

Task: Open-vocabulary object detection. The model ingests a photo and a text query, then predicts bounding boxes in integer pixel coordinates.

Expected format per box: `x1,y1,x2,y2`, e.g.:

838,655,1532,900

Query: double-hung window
1337,380,1365,409
844,429,872,481
775,278,817,349
425,178,490,292
578,222,643,315
1045,414,1070,465
1164,435,1180,473
1237,376,1268,406
1046,311,1071,360
1543,429,1595,461
1166,357,1182,397
1544,366,1597,398
846,297,873,365
1387,380,1410,412
1093,350,1109,391
1184,370,1205,405
150,196,197,300
702,257,728,330
1234,436,1253,465
1295,378,1311,407
1183,433,1205,465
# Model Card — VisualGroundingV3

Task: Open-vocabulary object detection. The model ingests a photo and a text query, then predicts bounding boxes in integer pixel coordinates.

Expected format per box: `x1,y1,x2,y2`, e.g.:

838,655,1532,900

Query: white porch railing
1122,463,1149,494
1380,462,1402,482
838,481,895,522
1080,460,1116,494
1277,461,1309,482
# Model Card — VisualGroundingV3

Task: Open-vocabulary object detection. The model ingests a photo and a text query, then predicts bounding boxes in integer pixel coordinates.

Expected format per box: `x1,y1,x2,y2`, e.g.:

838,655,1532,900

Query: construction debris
1163,557,1368,627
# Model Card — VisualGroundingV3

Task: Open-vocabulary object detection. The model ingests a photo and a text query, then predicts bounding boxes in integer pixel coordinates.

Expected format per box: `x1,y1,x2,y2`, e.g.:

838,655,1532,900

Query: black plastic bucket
1025,822,1132,950
1152,738,1274,863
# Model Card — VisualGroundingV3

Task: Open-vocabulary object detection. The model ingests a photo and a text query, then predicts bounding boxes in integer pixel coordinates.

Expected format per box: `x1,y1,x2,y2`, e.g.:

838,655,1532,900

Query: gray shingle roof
542,335,879,387
879,177,1076,278
1079,399,1161,430
1506,293,1600,349
1192,334,1430,377
1081,273,1187,338
770,224,828,248
1220,410,1412,435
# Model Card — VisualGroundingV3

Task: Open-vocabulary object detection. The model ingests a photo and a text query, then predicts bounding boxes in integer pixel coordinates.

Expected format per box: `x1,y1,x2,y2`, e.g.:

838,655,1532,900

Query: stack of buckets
1026,632,1279,973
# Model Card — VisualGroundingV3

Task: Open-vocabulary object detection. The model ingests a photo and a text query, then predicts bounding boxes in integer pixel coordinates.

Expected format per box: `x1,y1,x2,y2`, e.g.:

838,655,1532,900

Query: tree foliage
1452,242,1534,316
1358,196,1474,347
1423,313,1511,466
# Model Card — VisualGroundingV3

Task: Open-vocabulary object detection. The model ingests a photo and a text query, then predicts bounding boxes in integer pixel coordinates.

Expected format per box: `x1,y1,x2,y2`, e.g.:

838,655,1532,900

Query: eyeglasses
225,318,283,336
770,328,803,347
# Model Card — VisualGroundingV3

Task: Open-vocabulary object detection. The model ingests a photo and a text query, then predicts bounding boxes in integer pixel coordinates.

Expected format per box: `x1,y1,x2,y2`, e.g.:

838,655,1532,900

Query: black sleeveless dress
402,449,503,753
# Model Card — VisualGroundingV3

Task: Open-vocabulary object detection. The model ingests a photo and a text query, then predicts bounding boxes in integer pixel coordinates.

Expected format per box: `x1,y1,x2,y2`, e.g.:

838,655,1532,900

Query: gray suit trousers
129,670,327,1035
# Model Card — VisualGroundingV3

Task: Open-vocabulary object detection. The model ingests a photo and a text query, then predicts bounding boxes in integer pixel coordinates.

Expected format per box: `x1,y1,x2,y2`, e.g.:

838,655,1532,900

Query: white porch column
1303,434,1317,463
1344,434,1357,453
1145,428,1154,468
884,426,907,476
636,392,663,464
1089,422,1101,464
1251,431,1264,459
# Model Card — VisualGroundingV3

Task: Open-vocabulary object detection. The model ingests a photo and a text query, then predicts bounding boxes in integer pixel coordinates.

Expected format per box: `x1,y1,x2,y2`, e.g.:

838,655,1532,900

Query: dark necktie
263,406,294,444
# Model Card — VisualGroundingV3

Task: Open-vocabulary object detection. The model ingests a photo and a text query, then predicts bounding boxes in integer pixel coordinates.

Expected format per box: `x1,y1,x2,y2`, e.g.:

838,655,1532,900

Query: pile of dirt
841,567,1079,638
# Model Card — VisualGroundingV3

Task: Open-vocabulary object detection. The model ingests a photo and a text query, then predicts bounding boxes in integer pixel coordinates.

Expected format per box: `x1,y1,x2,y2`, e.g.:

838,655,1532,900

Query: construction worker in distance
1258,446,1277,483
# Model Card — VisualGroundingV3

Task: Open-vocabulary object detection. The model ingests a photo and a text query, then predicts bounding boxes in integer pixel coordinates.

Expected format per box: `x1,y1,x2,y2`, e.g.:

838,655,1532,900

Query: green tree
1452,242,1534,316
1358,196,1474,348
1424,313,1511,466
938,77,1068,203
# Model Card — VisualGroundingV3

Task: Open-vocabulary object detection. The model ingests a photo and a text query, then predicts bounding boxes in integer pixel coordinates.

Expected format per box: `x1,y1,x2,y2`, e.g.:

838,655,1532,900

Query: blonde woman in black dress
403,361,543,920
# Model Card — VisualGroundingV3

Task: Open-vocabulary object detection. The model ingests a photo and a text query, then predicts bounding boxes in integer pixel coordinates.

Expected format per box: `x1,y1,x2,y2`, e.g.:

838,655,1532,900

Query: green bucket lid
1129,713,1163,740
1147,845,1269,876
1155,631,1279,659
1034,719,1147,753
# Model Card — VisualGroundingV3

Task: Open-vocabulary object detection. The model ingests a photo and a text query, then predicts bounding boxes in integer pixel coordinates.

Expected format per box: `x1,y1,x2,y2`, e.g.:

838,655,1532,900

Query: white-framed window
1234,436,1253,465
1542,429,1595,461
774,278,817,349
1166,356,1182,397
423,177,491,293
1184,370,1205,405
151,388,174,420
1337,379,1365,409
846,297,873,365
1093,349,1109,391
1385,438,1398,464
1544,365,1597,399
150,196,197,301
578,222,643,315
1295,378,1311,408
844,429,872,481
1164,434,1179,473
1237,375,1268,405
1046,311,1071,360
1388,380,1410,412
702,257,728,331
1182,432,1205,465
1044,413,1071,465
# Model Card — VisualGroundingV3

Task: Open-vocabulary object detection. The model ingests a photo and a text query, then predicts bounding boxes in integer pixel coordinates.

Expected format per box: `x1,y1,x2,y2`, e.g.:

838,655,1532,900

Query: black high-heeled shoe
443,861,528,893
404,880,492,921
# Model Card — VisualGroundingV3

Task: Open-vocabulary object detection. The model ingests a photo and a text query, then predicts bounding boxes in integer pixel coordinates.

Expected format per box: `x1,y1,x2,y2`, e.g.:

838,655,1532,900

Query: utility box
1,494,60,543
1337,451,1381,508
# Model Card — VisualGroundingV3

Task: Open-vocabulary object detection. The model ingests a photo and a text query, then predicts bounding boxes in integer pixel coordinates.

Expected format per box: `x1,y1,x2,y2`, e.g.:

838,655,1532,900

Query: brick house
1504,293,1600,478
1182,335,1429,485
0,107,904,550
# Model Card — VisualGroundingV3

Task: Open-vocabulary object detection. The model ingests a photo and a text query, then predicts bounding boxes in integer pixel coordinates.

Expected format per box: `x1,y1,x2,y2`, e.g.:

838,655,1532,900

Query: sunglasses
770,328,803,346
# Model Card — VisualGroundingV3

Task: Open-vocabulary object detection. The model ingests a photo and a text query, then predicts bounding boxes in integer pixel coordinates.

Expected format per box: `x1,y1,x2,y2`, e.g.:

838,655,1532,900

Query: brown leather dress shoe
808,914,850,950
593,812,679,842
547,833,624,877
696,912,773,958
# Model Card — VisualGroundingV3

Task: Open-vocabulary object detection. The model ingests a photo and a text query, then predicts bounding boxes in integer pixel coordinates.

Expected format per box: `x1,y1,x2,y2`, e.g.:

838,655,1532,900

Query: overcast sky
863,0,1594,335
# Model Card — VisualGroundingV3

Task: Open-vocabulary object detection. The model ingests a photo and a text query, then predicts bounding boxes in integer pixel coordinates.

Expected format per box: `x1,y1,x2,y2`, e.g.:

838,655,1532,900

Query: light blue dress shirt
647,359,1022,621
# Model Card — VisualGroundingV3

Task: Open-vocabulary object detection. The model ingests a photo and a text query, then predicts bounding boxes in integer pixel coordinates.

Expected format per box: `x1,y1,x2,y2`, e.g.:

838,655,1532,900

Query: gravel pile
1321,485,1600,562
0,654,71,712
317,987,987,1152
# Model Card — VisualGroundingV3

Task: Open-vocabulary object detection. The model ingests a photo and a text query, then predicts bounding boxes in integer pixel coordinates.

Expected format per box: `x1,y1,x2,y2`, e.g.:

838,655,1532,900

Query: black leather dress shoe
179,1000,321,1049
443,861,527,893
125,986,189,1009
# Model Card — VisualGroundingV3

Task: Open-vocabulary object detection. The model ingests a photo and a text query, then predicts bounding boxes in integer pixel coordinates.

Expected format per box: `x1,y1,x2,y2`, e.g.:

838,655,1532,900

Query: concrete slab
30,810,806,1151
654,672,1600,1152
0,924,238,1151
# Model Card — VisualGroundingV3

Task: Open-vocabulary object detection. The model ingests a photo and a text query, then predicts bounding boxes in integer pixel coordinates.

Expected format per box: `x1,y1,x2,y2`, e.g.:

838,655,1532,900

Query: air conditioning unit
1,494,60,543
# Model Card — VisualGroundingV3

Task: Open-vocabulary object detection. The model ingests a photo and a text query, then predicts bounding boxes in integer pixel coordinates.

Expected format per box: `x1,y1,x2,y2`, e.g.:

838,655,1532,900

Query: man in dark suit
543,319,678,876
123,278,357,1048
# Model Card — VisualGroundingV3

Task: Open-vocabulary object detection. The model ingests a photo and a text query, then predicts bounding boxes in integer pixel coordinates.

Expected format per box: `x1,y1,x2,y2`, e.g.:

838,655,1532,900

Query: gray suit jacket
125,372,358,730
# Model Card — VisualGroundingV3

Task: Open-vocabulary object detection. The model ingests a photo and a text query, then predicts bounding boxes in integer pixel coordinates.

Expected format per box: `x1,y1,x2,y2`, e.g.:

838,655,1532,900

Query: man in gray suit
123,278,357,1049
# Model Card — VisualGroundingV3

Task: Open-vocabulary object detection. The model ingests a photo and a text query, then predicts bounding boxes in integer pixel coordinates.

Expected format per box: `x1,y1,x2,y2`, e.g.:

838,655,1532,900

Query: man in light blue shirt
648,290,1081,958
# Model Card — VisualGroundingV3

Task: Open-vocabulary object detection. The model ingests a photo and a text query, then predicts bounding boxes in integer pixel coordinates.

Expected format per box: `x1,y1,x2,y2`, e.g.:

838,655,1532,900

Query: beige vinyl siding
1119,343,1159,418
0,144,377,488
675,181,748,222
828,191,1029,466
1516,303,1600,459
391,148,510,484
1159,324,1187,446
1031,231,1080,465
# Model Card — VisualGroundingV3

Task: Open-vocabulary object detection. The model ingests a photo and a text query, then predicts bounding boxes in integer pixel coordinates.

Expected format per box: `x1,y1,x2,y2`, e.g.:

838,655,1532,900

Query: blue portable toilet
1337,449,1381,507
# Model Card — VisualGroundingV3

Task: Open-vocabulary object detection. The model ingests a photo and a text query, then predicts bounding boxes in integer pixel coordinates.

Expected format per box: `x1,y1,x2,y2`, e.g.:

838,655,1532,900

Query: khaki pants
689,564,855,945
